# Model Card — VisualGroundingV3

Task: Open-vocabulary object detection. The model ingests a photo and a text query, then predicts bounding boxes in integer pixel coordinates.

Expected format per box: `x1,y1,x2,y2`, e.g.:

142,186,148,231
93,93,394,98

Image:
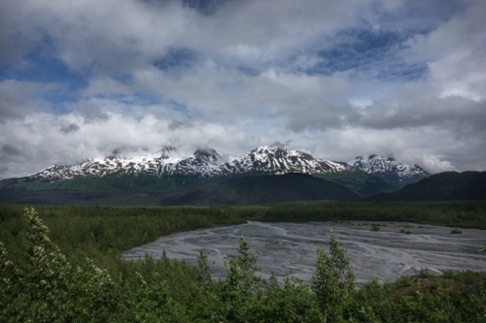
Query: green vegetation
371,171,486,201
312,229,355,321
371,224,381,231
259,201,486,229
315,170,395,197
450,228,463,234
479,242,486,253
1,202,486,321
0,173,361,206
0,174,203,192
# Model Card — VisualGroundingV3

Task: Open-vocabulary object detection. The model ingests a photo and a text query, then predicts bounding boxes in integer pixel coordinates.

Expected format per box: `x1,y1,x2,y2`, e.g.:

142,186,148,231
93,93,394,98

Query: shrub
312,229,355,321
478,241,486,253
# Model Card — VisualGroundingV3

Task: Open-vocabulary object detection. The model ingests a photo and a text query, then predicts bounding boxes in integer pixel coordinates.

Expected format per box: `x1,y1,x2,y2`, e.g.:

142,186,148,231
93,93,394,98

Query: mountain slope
159,173,360,205
369,171,486,201
349,155,429,188
0,173,360,206
314,170,395,197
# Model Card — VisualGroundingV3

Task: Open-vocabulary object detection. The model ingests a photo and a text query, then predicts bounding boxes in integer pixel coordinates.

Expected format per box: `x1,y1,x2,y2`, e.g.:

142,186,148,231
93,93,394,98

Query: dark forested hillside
314,170,395,197
160,173,361,205
0,173,360,206
369,171,486,201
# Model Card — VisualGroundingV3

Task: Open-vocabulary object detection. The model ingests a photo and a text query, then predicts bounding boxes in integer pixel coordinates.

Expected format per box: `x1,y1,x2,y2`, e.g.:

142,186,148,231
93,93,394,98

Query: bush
312,229,355,321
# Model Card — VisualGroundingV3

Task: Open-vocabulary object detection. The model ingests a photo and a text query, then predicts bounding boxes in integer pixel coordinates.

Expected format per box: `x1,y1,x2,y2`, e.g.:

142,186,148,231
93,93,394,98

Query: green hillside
369,171,486,201
0,173,360,206
159,173,360,205
314,170,394,197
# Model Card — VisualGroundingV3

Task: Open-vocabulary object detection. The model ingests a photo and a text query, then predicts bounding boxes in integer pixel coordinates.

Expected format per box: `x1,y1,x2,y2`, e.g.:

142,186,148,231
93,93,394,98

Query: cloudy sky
1,0,485,179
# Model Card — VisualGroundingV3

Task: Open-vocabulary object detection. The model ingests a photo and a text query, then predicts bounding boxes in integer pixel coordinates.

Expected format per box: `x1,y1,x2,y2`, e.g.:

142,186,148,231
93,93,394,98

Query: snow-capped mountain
223,146,352,175
349,154,429,187
159,148,225,176
30,146,353,180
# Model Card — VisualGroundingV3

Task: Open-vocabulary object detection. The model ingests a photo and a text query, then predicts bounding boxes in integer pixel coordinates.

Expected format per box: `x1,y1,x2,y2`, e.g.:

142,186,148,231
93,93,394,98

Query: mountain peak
193,148,222,164
350,154,428,188
234,146,351,175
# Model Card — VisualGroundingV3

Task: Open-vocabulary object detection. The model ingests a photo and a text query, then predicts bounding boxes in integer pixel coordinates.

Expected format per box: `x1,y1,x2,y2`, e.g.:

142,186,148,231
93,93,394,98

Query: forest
1,201,485,322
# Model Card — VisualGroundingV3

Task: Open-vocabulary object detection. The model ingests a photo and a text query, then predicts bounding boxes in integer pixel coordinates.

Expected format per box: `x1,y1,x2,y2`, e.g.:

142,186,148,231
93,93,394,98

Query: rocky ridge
350,155,429,187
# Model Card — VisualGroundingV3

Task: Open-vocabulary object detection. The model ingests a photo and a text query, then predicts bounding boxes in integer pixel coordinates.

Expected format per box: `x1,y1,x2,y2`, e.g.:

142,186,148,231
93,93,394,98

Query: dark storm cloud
0,166,8,177
142,0,240,15
60,123,81,134
360,89,486,136
0,80,57,120
0,1,42,67
287,105,353,131
67,102,110,123
181,0,238,15
0,144,26,177
1,144,21,158
168,119,193,130
270,140,292,148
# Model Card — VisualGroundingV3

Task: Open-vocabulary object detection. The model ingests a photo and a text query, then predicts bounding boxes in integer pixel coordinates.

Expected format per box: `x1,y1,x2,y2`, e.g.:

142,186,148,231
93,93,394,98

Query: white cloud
404,0,486,101
0,0,485,178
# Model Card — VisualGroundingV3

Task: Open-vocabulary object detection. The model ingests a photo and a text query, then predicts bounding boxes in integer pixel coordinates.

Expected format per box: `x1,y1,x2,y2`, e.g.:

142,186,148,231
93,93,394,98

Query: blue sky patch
153,47,200,74
295,28,428,81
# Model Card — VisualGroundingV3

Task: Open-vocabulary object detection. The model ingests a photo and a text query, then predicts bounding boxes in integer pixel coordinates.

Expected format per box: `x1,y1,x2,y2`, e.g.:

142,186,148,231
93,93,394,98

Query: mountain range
0,145,450,206
30,146,355,179
24,146,427,185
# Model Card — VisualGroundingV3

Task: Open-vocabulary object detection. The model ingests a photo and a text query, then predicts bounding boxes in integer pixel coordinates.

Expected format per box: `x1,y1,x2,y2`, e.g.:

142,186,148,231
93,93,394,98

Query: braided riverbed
123,221,486,285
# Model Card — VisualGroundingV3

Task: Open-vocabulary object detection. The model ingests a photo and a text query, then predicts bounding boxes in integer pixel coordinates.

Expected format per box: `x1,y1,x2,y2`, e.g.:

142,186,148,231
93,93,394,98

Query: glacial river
123,221,486,285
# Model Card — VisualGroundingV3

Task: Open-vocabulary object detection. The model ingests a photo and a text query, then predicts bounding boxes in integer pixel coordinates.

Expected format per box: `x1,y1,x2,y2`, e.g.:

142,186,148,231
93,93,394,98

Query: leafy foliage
1,208,123,321
312,229,356,322
1,204,485,322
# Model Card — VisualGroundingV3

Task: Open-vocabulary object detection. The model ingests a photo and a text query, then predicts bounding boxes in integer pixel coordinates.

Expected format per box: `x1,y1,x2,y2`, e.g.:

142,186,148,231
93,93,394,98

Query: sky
1,0,485,179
